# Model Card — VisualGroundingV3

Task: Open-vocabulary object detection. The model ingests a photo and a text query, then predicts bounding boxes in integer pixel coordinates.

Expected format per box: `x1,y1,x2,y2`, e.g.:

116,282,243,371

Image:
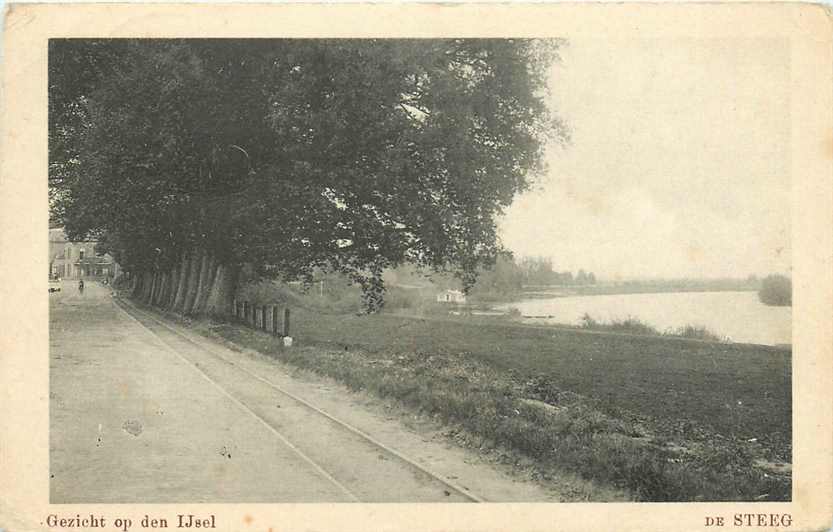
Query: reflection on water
498,291,791,346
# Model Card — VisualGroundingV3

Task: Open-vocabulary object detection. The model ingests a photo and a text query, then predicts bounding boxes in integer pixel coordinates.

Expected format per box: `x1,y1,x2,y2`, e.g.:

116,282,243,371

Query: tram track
114,297,484,503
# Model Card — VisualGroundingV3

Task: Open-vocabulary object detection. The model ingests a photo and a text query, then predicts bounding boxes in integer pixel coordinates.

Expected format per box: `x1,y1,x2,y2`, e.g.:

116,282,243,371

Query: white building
49,227,119,280
436,289,466,304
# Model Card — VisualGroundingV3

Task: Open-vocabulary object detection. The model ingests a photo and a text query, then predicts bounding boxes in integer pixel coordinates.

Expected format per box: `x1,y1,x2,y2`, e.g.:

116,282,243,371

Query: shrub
608,317,659,335
381,286,434,313
671,325,725,342
758,275,791,307
579,312,599,329
580,314,659,335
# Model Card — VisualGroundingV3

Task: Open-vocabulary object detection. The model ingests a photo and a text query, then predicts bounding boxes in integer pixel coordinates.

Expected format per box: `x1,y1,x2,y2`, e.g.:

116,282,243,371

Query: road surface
49,281,564,503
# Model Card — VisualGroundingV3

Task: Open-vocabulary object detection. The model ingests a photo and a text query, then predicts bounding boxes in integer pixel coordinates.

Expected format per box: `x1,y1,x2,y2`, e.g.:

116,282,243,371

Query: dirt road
49,281,561,503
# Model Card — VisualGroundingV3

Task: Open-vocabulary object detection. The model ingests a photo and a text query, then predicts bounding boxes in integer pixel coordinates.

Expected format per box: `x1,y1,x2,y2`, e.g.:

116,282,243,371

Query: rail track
114,297,484,503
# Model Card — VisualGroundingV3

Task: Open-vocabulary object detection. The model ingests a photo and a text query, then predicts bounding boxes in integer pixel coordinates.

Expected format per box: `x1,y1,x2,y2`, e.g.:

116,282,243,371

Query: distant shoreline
468,285,760,305
517,286,760,299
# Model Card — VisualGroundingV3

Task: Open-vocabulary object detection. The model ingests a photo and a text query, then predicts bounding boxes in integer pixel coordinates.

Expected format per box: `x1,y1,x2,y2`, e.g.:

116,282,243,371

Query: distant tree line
467,254,597,299
517,256,596,286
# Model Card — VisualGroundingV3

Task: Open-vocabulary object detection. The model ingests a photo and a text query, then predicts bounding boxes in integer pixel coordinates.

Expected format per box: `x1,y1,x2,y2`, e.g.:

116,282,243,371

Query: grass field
291,311,790,448
198,305,790,501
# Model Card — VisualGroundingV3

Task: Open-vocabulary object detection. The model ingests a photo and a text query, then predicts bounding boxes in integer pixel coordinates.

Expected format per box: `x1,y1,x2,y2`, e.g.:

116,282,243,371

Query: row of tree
517,256,597,286
468,254,597,298
49,39,564,313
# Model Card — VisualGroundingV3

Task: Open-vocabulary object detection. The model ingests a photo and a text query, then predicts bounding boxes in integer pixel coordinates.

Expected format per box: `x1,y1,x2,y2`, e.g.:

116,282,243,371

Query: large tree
49,39,564,313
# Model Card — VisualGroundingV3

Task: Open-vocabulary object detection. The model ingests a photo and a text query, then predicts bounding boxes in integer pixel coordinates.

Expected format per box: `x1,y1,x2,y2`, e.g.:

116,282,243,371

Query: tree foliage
469,251,524,297
50,39,564,310
758,274,791,307
517,256,594,286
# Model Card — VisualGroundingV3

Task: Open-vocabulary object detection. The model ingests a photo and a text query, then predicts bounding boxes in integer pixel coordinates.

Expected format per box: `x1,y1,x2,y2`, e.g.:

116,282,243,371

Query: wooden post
283,308,290,337
261,305,267,331
243,301,249,324
272,306,279,336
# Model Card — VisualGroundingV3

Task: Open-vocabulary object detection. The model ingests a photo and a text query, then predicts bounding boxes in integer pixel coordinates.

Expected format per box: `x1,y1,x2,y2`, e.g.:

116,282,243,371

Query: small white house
436,289,466,304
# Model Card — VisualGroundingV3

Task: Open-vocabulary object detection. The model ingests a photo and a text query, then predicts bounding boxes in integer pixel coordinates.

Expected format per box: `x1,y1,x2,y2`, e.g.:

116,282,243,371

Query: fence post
283,308,290,337
261,305,267,331
243,301,249,325
272,306,279,336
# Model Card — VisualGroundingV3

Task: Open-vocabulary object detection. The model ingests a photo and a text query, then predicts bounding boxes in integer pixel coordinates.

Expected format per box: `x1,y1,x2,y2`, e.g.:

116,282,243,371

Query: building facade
49,227,119,280
436,289,467,304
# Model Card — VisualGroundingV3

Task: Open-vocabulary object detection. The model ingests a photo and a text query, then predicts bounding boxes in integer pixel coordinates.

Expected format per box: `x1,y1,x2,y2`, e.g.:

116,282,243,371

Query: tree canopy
50,39,564,310
758,274,791,307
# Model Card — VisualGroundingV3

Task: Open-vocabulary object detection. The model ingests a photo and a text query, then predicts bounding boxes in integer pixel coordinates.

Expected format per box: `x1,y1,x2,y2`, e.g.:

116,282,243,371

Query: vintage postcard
1,3,831,531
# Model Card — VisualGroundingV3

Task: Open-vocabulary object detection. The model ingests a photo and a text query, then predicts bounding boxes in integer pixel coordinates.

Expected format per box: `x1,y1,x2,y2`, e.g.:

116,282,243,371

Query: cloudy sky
500,38,791,280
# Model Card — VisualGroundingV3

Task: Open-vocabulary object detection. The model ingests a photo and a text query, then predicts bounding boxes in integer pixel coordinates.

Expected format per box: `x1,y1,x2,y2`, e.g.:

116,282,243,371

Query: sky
499,38,792,281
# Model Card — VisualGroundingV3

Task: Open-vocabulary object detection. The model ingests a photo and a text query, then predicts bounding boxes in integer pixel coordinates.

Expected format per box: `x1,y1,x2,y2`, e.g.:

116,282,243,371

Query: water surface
498,291,791,346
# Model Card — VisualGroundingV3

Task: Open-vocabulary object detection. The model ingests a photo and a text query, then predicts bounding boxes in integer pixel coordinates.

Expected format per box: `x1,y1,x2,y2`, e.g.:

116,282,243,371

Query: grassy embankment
199,282,791,502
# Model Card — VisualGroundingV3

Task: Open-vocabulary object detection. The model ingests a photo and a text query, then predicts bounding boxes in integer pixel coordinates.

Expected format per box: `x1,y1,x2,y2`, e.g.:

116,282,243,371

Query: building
49,227,119,280
436,289,467,304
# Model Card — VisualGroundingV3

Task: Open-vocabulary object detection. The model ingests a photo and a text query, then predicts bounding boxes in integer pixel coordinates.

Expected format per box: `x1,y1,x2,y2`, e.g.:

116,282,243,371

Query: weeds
580,313,658,335
672,324,727,342
580,313,728,342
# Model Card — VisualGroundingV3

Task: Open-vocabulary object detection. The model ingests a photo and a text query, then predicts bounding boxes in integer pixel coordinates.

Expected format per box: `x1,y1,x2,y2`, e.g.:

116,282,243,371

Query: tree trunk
203,263,239,317
142,271,153,303
157,272,166,305
191,254,215,315
171,251,191,311
147,272,155,303
126,253,238,318
182,248,204,314
148,272,160,305
147,273,156,305
164,267,178,308
157,270,167,307
131,273,142,299
153,271,167,306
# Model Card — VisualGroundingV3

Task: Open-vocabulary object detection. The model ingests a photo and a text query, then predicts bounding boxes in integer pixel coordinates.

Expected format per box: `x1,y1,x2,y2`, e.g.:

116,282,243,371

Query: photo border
1,3,831,531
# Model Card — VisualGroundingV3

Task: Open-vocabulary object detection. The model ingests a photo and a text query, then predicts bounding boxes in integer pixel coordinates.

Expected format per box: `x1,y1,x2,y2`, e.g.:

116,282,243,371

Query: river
497,290,791,346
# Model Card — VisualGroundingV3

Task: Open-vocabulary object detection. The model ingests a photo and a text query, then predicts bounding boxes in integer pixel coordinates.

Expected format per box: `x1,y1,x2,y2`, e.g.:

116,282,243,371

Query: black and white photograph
46,35,794,504
2,3,832,530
